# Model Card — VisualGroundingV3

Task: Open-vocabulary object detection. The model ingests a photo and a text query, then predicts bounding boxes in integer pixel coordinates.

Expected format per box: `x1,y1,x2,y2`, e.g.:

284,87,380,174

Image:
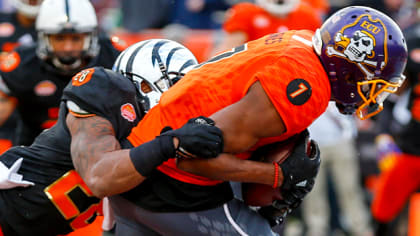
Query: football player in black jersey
0,0,41,154
0,0,40,52
0,38,224,236
0,0,125,146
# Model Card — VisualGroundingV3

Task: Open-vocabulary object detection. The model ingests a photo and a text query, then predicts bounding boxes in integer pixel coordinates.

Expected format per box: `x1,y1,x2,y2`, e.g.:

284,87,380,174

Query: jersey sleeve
62,67,143,140
87,36,125,71
223,3,256,34
254,52,330,138
0,45,39,98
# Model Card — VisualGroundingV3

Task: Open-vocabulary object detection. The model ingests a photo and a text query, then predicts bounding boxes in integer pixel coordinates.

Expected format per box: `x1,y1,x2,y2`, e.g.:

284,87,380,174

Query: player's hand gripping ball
242,130,319,207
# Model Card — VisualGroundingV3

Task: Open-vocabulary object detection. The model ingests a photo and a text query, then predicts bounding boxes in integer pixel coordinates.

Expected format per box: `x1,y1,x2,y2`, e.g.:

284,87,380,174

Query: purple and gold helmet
312,6,408,120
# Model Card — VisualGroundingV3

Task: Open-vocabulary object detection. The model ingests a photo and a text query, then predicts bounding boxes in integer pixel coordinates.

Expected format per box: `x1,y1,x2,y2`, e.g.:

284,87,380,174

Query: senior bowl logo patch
34,80,57,96
409,48,420,63
0,51,20,72
0,23,14,37
325,14,388,79
121,103,136,122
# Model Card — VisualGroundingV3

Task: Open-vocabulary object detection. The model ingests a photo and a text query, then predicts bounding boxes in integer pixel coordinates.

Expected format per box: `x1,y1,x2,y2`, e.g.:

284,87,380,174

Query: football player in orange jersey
70,6,407,236
302,0,329,17
214,0,323,55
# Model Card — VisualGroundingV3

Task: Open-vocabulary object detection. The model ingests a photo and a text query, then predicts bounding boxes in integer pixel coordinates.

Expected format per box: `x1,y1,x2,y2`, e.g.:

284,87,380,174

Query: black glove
282,178,315,207
160,116,224,159
258,205,287,227
279,129,320,205
258,196,303,227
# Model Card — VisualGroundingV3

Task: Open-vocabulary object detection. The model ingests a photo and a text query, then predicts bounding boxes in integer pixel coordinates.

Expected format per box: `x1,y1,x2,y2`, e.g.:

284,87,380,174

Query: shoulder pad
110,36,128,52
66,100,90,116
63,67,142,140
0,44,37,74
0,45,39,96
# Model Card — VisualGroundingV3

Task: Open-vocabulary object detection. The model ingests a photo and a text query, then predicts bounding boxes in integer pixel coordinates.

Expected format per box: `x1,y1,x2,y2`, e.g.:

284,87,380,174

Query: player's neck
16,12,36,28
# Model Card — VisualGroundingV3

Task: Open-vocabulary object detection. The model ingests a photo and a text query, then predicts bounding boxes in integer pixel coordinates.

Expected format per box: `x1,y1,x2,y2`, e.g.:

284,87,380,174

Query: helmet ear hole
140,81,152,93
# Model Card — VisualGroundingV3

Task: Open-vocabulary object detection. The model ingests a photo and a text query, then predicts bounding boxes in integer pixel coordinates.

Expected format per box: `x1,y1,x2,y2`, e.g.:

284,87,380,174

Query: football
242,136,300,207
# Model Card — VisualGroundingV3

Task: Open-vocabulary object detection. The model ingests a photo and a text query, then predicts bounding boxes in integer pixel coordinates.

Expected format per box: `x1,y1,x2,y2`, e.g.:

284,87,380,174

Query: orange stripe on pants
409,193,420,236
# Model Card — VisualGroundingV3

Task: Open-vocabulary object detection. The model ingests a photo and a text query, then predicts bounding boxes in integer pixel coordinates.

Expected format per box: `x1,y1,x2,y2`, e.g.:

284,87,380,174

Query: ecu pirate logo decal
325,14,388,79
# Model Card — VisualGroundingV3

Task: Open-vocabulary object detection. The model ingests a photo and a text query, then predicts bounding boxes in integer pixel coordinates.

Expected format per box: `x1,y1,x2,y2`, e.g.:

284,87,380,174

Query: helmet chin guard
355,76,404,119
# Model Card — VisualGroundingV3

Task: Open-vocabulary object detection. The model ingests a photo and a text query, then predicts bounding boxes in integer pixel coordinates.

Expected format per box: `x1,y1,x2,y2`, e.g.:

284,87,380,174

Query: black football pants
109,195,278,236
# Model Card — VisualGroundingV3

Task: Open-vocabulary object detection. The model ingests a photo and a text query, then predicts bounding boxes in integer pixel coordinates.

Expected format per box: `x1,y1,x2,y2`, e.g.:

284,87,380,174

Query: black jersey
0,11,36,52
0,36,121,146
397,22,420,156
0,67,143,236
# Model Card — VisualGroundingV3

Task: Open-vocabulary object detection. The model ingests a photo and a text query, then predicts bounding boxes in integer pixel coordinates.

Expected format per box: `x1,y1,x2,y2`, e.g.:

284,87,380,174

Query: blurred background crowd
0,0,419,236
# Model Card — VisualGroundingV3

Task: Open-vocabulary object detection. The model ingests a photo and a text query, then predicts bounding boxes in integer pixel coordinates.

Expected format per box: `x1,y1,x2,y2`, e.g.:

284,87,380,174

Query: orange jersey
128,30,330,185
223,2,322,41
302,0,330,16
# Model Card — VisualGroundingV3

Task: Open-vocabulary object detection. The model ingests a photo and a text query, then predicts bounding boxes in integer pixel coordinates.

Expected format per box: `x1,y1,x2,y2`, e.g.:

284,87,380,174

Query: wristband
129,135,175,177
273,162,279,188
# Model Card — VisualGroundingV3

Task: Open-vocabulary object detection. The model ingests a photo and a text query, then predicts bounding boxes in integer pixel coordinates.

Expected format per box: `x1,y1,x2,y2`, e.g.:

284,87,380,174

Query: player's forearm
67,114,146,198
82,148,146,198
71,134,146,198
177,153,283,186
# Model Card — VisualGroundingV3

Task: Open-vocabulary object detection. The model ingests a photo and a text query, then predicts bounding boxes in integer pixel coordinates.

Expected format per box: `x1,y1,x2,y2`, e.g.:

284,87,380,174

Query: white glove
0,158,35,189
